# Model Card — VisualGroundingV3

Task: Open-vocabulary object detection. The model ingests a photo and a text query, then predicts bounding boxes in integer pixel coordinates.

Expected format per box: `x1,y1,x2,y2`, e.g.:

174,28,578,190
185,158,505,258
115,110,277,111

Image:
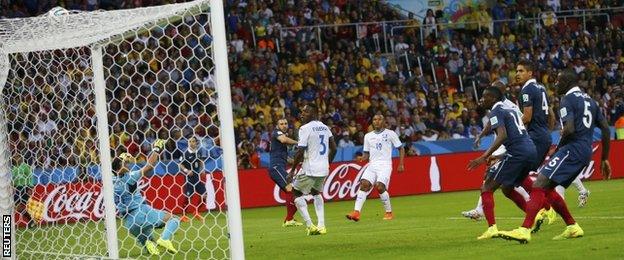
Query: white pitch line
447,216,624,220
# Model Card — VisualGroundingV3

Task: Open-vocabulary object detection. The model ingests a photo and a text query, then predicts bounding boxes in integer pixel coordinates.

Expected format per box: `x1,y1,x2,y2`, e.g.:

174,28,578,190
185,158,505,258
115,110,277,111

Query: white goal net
0,0,244,259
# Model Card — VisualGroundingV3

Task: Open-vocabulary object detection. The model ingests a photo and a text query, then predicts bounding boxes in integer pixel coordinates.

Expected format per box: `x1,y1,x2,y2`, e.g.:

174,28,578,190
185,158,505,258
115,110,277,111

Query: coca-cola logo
274,163,368,202
42,185,105,222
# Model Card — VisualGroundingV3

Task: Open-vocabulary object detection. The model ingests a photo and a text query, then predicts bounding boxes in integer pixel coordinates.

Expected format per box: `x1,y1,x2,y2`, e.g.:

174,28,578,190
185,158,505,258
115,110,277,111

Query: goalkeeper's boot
283,219,304,227
383,212,394,220
461,209,483,221
544,207,557,225
156,238,179,254
477,224,499,240
498,227,531,244
306,225,320,236
345,211,360,222
318,226,327,235
578,191,590,208
531,209,546,234
553,223,584,240
145,240,161,255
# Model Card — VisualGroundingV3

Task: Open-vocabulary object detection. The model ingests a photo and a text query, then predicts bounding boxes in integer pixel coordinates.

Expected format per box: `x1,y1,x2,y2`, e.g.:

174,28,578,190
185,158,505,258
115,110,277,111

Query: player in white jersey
346,114,405,222
287,104,336,236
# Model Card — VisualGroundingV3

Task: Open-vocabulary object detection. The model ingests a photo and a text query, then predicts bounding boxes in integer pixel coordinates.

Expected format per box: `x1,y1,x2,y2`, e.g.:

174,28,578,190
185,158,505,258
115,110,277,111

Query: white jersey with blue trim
297,120,333,177
363,129,402,166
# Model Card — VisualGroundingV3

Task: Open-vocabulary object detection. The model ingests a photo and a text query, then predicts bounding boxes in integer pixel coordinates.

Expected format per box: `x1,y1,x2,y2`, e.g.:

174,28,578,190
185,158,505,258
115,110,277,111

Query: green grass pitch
15,179,624,259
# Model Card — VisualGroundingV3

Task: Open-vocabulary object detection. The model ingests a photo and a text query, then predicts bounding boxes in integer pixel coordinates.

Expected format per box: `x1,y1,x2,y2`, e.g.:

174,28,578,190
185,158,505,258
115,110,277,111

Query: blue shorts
531,135,552,170
487,153,536,187
124,204,167,231
269,164,289,191
185,174,206,196
539,146,589,188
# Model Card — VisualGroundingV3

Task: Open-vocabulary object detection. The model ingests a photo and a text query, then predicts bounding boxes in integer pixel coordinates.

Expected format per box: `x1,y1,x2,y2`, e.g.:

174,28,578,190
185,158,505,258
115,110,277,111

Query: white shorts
361,164,392,187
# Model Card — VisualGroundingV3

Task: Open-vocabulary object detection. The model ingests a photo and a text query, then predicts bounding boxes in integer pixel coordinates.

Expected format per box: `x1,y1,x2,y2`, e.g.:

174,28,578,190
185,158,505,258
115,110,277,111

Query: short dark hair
517,59,535,72
485,86,504,101
560,69,579,83
307,103,318,114
112,157,123,175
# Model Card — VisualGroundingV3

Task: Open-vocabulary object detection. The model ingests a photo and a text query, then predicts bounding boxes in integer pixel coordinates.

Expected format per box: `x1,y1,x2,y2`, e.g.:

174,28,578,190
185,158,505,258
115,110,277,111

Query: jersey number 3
319,135,327,155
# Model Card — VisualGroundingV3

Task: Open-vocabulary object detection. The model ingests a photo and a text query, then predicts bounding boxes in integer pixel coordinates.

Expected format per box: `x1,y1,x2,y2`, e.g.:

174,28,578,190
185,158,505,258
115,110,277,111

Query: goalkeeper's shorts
123,204,167,230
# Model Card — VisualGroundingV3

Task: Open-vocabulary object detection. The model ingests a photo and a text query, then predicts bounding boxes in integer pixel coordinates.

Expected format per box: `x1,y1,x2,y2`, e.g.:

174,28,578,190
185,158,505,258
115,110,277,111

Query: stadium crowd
1,0,623,173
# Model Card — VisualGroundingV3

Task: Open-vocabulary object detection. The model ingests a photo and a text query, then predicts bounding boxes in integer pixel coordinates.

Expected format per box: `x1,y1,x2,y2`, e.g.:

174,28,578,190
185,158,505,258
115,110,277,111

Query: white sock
313,195,325,228
379,191,392,213
294,196,312,227
572,177,588,194
475,196,483,215
354,190,368,212
514,186,530,201
555,185,566,199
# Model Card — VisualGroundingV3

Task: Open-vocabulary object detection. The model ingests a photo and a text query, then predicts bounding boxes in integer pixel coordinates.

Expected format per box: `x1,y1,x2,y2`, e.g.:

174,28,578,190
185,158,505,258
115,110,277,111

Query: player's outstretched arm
139,139,165,176
598,116,611,179
277,134,298,145
468,126,507,170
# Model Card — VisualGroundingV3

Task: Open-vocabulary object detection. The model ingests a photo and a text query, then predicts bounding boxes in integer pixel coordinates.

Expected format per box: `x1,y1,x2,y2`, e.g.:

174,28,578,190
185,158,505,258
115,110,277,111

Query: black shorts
184,174,206,196
540,146,589,188
269,164,289,191
486,153,536,187
14,186,31,205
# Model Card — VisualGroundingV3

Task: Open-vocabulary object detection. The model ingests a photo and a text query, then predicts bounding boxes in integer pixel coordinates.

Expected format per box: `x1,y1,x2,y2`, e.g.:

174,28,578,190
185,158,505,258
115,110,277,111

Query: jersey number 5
582,101,592,128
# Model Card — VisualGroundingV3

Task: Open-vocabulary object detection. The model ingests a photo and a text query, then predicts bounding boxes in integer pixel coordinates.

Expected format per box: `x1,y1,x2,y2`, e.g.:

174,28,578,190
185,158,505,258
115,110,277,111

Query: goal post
0,0,244,259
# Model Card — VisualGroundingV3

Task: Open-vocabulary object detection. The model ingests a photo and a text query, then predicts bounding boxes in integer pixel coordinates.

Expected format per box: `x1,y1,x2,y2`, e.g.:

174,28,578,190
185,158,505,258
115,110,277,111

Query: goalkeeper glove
152,139,166,153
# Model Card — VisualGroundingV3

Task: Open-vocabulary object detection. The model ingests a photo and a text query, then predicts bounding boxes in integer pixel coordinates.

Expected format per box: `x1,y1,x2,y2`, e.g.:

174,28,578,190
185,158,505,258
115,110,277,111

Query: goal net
0,0,244,259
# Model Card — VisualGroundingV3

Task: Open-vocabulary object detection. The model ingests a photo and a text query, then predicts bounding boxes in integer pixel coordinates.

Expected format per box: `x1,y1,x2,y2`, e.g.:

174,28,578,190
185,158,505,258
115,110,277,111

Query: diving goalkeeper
113,139,180,256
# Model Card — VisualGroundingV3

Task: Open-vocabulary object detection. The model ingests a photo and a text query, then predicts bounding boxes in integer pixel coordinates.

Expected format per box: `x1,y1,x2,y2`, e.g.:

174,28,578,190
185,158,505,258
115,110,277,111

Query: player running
113,139,180,256
467,87,538,240
287,104,336,236
269,118,302,227
498,70,611,243
346,114,404,222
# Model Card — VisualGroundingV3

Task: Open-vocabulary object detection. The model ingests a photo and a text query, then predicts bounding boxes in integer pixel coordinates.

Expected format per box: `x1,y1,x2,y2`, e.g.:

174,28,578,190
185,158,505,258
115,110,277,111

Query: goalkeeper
112,139,180,256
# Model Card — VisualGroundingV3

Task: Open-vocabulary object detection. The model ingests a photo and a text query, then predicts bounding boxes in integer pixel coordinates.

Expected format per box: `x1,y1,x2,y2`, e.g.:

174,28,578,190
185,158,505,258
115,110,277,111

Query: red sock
481,191,496,226
284,192,297,221
521,177,533,193
522,188,546,228
505,189,527,212
546,189,576,225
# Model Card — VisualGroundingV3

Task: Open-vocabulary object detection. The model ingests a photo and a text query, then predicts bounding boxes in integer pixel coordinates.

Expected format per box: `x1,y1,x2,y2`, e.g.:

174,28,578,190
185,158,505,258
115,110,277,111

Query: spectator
338,132,355,148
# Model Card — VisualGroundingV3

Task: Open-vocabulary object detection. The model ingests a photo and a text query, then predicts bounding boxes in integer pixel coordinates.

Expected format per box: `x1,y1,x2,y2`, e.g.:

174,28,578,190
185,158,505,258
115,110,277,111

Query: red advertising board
20,141,624,226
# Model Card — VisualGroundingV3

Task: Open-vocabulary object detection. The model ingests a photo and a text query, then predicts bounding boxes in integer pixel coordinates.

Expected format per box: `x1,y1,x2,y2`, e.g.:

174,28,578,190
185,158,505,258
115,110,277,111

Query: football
47,6,70,17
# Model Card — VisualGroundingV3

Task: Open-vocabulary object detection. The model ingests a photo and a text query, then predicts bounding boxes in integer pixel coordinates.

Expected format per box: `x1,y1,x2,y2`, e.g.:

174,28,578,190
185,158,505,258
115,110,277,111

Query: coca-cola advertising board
22,141,624,226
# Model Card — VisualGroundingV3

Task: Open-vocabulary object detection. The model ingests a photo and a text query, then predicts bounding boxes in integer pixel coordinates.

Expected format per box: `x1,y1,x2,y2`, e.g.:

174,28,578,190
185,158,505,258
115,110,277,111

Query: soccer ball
47,6,70,17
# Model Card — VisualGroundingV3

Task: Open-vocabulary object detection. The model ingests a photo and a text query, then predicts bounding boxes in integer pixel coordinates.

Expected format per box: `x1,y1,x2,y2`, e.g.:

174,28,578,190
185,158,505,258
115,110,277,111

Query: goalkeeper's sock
294,196,313,227
572,177,588,194
161,217,180,240
313,195,325,228
475,196,484,215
